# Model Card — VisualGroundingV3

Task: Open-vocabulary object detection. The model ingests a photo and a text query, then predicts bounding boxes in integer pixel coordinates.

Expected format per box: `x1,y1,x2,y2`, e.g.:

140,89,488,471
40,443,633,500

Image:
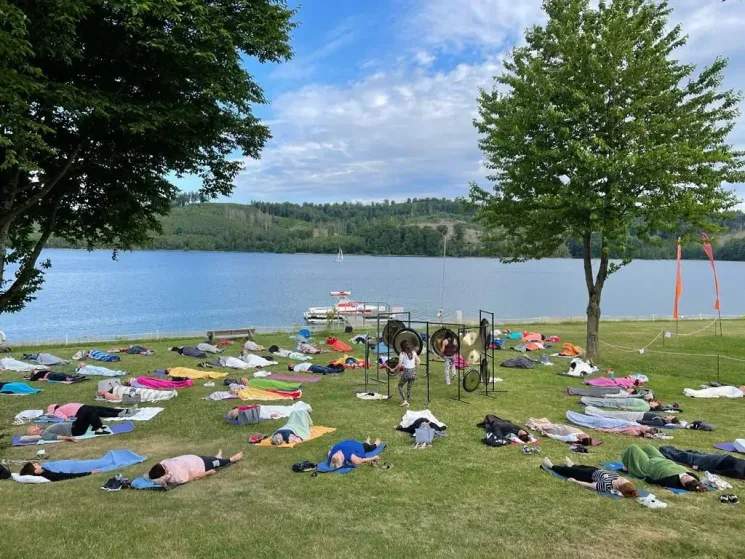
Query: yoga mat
540,465,648,499
105,407,163,422
45,449,147,473
131,477,165,490
268,374,322,383
600,461,713,494
255,425,336,448
12,421,135,446
317,444,387,474
248,378,301,391
0,383,42,395
714,443,745,454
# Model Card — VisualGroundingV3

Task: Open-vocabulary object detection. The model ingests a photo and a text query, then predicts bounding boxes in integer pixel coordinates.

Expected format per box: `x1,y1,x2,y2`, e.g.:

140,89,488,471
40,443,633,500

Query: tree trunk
582,232,609,362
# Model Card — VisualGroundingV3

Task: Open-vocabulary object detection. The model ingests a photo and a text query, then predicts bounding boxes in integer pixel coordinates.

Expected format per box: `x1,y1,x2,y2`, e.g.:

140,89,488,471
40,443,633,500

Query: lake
1,249,742,343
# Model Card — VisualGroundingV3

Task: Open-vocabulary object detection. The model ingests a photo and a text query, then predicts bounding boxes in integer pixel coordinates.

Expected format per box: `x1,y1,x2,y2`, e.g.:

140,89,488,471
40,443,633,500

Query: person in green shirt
621,444,706,492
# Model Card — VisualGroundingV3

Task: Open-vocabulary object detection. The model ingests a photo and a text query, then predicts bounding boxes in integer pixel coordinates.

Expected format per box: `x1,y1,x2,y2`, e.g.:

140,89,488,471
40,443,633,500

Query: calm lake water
1,249,742,343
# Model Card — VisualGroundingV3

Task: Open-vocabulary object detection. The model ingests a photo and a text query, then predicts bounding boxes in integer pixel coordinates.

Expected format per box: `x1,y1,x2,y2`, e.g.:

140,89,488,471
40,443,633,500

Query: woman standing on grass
389,340,420,407
440,331,459,386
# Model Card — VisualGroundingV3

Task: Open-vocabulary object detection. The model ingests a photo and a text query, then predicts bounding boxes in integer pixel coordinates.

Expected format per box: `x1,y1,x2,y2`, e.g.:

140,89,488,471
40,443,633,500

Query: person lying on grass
621,444,706,492
328,438,382,469
543,457,638,498
270,410,312,445
22,405,113,442
526,418,592,446
46,403,138,421
148,450,243,488
19,462,101,482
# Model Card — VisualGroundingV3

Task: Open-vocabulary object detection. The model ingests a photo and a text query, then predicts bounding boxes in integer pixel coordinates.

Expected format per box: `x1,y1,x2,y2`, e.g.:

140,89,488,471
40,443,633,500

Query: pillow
11,473,51,484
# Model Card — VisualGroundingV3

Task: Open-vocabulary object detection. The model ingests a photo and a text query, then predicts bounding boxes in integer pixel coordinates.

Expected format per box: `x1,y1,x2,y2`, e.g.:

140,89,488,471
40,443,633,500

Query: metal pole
717,353,721,381
439,234,447,321
718,310,723,337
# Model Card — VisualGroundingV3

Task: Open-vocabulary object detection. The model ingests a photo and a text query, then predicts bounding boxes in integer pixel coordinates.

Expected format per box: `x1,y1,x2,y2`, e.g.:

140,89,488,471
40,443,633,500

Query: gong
480,318,493,350
392,328,423,355
382,320,405,348
459,330,483,363
386,357,400,376
430,327,457,357
463,369,481,392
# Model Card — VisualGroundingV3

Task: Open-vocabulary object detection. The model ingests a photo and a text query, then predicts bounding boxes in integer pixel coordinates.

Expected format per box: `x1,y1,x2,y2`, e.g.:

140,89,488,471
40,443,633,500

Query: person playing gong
388,340,420,407
440,331,459,386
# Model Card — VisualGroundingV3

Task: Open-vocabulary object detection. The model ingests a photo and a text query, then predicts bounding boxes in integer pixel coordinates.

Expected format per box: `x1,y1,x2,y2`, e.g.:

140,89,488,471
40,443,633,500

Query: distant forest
46,196,745,260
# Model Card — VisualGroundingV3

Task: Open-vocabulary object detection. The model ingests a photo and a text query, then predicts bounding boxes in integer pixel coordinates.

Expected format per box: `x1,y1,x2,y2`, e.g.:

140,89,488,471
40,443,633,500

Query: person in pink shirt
147,450,243,487
47,403,137,420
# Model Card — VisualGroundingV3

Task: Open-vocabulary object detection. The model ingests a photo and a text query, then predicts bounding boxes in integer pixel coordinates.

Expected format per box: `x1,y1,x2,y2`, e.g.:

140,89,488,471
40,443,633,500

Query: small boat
335,248,343,262
303,291,400,323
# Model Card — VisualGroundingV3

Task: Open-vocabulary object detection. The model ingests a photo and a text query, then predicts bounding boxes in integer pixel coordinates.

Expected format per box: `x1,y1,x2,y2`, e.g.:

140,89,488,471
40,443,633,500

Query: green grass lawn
1,320,745,559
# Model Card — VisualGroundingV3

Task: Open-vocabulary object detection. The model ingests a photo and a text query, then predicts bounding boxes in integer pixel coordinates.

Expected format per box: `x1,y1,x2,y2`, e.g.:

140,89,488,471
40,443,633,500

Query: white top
294,363,312,372
399,352,418,369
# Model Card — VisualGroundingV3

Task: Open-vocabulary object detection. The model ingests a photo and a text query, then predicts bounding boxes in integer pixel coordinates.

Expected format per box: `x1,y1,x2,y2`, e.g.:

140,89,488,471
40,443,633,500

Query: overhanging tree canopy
469,0,745,360
0,0,295,313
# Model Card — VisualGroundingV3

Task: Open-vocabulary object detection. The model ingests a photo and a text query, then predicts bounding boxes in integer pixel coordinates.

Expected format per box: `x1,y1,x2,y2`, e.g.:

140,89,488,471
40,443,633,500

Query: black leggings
549,465,599,483
71,405,105,436
362,443,377,453
200,456,232,472
82,405,125,418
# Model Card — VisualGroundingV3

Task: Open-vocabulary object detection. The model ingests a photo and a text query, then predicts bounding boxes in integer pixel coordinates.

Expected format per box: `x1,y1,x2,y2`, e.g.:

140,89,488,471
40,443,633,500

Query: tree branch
582,231,594,295
8,143,82,220
595,234,609,290
0,193,64,309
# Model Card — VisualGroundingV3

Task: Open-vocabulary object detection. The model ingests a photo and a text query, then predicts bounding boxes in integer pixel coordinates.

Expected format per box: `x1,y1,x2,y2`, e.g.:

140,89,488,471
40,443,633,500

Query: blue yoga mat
601,461,711,494
715,443,745,455
45,450,147,473
540,465,648,499
131,477,165,490
12,421,135,446
317,444,386,474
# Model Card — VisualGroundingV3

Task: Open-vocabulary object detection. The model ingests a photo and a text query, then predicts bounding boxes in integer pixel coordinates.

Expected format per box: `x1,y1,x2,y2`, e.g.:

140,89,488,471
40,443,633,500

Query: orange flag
673,240,683,319
702,233,721,311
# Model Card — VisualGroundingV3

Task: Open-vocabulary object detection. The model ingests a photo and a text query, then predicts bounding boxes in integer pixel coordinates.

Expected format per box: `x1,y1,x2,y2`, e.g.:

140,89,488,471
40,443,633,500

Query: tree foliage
469,0,745,358
0,0,295,312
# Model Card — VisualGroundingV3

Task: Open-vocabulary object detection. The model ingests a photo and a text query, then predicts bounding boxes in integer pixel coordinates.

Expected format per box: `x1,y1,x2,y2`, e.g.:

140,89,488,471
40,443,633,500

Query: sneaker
101,477,123,491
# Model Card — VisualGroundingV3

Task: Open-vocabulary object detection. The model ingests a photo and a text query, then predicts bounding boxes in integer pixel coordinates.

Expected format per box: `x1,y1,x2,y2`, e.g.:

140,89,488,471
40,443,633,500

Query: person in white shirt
388,341,420,407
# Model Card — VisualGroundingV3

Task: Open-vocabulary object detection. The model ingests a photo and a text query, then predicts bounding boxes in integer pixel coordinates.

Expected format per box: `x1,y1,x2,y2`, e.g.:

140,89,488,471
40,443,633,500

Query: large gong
459,330,483,363
382,320,406,348
392,328,423,355
462,369,481,392
386,357,400,376
430,327,457,357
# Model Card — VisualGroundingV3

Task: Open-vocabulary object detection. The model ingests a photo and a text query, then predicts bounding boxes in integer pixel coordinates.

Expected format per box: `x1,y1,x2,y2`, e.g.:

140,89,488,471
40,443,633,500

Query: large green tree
0,0,295,313
469,0,744,360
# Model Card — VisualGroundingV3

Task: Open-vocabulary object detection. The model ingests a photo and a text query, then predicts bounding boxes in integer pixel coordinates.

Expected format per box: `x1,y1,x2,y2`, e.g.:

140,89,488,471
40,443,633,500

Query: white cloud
233,0,745,204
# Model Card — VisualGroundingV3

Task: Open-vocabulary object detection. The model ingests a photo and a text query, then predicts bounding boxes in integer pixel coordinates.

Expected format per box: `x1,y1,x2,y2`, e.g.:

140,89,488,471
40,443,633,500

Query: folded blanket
255,425,336,448
267,374,321,383
166,367,227,380
684,386,743,399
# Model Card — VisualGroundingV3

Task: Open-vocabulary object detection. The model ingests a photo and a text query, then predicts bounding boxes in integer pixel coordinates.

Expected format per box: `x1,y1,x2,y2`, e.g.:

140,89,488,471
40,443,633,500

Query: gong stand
375,311,411,400
478,309,508,398
354,339,383,393
448,325,470,405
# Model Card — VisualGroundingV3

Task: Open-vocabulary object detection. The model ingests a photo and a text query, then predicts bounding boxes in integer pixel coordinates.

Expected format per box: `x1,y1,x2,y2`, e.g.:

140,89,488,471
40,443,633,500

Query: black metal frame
478,309,508,398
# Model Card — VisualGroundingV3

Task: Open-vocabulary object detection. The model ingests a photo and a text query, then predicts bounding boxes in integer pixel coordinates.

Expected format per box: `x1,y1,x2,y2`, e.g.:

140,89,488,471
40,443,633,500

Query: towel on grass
255,425,336,448
317,444,386,474
356,392,390,400
130,377,193,389
12,421,135,446
1,382,42,395
105,407,164,422
166,367,227,380
248,378,301,391
684,386,743,399
540,465,648,499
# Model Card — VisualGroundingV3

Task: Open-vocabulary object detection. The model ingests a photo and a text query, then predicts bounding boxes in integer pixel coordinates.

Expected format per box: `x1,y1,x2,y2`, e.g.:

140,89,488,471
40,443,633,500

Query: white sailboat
334,247,343,262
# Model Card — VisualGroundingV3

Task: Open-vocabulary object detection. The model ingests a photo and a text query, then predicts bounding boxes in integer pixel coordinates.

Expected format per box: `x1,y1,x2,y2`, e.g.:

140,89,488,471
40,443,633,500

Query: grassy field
1,320,745,559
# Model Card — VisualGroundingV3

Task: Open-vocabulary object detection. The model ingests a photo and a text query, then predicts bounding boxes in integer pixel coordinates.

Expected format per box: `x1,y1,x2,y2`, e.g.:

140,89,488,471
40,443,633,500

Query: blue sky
177,0,745,207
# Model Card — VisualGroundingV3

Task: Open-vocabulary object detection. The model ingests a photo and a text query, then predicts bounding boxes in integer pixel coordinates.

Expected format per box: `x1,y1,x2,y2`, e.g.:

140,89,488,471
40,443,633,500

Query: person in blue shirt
328,437,382,469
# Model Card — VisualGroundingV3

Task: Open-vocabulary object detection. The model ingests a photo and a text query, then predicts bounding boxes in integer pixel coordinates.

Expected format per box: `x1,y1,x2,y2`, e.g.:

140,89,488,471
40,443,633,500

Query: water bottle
36,449,46,460
608,369,614,379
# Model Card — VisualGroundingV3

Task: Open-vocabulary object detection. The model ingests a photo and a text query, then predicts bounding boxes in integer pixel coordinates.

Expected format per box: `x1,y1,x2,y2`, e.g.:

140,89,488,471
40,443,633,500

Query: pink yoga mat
134,377,194,389
268,374,321,383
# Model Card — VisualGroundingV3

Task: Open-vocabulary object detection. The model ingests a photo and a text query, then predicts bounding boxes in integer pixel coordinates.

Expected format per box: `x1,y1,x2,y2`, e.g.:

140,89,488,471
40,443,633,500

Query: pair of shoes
720,494,739,504
522,445,541,455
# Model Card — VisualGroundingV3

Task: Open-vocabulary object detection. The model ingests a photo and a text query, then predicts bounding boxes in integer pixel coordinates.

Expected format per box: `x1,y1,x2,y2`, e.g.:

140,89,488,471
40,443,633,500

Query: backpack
236,406,260,426
483,431,509,447
292,461,316,473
